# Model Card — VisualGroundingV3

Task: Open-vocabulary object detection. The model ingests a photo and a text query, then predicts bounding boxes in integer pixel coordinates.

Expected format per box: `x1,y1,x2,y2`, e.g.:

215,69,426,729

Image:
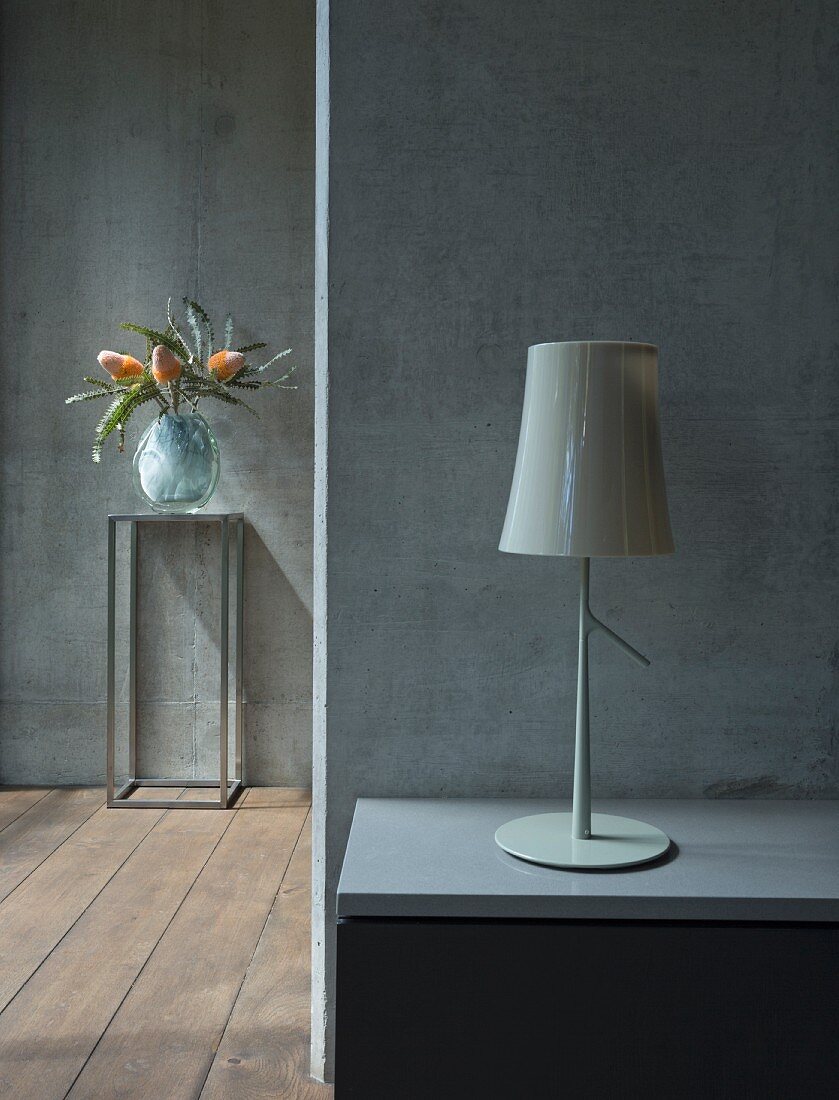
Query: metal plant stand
106,512,244,809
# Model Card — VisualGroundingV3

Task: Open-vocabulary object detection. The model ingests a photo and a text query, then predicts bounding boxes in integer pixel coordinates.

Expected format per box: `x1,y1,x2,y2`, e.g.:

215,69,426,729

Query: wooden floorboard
66,803,309,1099
200,812,331,1099
123,787,188,805
242,786,313,808
0,789,330,1100
0,802,171,1013
0,788,103,903
179,787,227,803
0,803,233,1100
0,788,51,833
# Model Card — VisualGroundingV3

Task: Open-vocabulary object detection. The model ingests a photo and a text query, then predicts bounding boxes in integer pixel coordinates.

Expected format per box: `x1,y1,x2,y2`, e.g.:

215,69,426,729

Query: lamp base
495,812,670,870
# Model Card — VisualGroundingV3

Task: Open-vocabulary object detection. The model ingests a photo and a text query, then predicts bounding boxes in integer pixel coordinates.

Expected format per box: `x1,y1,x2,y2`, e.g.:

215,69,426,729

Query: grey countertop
337,798,839,922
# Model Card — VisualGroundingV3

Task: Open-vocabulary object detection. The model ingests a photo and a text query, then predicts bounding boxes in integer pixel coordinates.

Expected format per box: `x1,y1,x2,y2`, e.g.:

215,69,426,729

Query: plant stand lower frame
106,512,245,810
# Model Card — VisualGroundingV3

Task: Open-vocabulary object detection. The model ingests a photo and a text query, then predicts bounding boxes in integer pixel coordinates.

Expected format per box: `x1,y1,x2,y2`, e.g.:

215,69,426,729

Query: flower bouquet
66,298,295,512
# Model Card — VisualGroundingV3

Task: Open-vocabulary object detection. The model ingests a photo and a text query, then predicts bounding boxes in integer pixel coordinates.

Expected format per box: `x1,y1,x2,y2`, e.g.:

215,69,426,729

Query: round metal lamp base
495,812,670,870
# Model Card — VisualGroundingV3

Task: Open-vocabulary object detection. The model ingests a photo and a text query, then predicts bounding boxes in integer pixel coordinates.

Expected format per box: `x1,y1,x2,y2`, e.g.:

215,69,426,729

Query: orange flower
97,351,144,380
208,349,245,382
152,345,182,383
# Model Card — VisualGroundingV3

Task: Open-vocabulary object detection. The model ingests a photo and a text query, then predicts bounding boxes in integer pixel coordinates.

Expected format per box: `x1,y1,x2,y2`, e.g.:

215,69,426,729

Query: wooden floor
0,786,332,1100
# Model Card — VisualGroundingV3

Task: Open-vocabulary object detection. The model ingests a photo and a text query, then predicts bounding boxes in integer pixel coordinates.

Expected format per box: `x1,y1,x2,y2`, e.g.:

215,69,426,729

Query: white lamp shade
499,341,674,557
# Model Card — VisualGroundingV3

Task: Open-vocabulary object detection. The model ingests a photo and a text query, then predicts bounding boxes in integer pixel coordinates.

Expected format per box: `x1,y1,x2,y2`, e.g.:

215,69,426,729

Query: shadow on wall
243,524,313,785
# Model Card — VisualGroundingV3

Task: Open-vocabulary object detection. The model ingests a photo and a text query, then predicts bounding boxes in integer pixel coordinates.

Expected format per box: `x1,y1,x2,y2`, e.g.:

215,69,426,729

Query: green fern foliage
66,389,119,404
68,298,295,461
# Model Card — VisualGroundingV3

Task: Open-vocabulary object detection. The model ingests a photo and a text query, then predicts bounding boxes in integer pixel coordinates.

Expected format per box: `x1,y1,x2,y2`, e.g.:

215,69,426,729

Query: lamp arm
585,610,650,668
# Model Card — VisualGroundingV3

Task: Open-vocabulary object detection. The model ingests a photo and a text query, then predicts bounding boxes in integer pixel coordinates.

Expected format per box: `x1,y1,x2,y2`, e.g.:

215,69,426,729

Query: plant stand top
109,512,244,523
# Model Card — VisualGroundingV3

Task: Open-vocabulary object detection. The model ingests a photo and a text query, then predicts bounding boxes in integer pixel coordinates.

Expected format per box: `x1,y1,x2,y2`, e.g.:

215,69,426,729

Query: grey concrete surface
315,0,839,1076
0,0,315,785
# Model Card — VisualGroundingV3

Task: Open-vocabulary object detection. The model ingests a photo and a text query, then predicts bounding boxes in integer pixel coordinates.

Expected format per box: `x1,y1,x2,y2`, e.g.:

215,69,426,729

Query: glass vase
132,410,220,513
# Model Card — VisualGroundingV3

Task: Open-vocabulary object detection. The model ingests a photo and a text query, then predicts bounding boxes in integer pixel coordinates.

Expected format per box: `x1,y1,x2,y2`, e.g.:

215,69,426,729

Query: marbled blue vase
132,411,220,513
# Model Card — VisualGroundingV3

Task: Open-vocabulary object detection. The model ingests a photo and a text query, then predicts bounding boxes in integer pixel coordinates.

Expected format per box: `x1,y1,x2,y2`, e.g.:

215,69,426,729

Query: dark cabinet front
336,918,839,1100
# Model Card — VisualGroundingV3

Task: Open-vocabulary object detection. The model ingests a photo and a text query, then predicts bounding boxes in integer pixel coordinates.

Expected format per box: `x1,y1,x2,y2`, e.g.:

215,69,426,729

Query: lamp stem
570,558,651,842
572,557,592,840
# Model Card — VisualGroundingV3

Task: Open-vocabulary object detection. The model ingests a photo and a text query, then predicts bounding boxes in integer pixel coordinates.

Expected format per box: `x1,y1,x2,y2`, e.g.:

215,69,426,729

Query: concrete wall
315,0,839,1075
1,0,314,785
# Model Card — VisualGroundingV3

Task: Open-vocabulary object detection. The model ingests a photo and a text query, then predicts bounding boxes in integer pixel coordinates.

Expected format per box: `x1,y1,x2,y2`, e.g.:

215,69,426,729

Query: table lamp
495,340,675,869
